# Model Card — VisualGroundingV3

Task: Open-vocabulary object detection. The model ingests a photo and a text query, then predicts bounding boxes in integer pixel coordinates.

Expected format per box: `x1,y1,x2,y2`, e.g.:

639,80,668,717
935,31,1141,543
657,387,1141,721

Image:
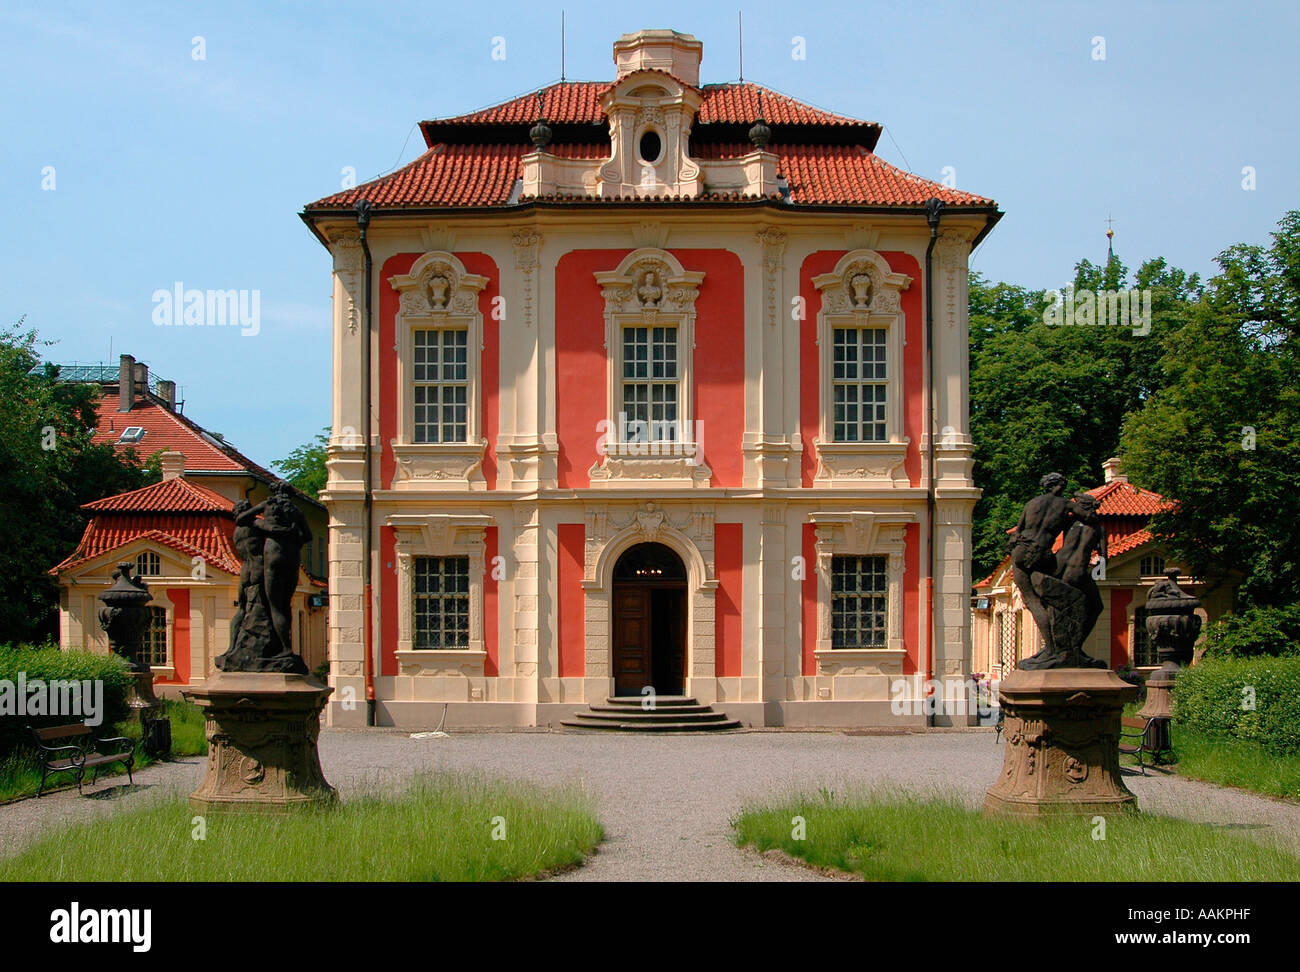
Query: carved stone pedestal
127,671,171,758
985,668,1138,817
183,672,336,813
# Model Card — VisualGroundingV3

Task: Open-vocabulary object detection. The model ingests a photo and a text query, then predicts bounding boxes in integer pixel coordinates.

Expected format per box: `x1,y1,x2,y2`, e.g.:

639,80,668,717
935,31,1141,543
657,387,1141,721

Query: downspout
355,198,376,727
924,198,944,727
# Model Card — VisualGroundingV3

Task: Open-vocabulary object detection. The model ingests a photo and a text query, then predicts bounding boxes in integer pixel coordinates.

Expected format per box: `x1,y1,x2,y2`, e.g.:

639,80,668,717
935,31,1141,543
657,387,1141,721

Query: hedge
0,644,133,757
1174,655,1300,756
1199,603,1300,658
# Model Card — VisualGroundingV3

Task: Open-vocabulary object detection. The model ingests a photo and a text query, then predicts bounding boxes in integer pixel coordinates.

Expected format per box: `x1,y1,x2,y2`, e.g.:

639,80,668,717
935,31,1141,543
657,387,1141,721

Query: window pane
413,328,469,443
831,328,887,443
413,557,471,649
831,555,888,648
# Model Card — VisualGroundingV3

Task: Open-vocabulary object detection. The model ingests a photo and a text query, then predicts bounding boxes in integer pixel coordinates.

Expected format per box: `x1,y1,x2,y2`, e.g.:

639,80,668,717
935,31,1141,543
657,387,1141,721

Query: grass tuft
733,787,1300,881
0,771,603,882
1172,728,1300,801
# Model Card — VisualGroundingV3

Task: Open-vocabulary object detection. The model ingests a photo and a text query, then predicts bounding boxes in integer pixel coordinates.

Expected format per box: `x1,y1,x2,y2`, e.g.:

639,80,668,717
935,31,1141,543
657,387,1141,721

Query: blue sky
2,1,1295,466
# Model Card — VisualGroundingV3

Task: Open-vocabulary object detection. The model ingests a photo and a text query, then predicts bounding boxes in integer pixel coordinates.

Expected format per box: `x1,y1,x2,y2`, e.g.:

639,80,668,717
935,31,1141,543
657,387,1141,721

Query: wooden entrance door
611,543,687,697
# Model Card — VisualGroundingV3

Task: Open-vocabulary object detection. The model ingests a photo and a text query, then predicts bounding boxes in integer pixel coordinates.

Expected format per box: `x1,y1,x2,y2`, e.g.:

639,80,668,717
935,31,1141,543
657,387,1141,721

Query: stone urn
1138,569,1202,732
97,561,153,675
98,561,170,755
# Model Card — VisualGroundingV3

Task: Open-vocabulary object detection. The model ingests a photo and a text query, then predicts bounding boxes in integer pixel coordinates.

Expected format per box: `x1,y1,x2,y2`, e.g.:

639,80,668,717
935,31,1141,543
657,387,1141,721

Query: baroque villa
301,29,1001,727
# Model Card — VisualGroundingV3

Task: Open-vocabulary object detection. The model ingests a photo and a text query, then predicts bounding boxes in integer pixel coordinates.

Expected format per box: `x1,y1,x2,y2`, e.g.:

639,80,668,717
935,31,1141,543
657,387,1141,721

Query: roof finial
530,86,552,149
738,11,744,82
1106,214,1115,261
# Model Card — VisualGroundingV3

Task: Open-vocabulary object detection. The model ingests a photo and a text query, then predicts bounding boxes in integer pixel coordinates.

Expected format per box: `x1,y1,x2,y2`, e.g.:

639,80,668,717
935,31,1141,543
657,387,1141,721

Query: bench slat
34,725,92,741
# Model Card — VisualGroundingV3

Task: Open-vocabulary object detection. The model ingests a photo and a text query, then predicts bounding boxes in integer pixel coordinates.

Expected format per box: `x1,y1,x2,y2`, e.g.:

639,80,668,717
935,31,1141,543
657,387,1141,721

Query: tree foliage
274,427,329,500
0,322,156,643
1121,212,1300,607
968,254,1200,578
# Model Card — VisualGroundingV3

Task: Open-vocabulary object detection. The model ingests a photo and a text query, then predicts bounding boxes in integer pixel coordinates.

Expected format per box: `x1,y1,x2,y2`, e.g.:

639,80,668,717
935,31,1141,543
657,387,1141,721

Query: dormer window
117,426,146,444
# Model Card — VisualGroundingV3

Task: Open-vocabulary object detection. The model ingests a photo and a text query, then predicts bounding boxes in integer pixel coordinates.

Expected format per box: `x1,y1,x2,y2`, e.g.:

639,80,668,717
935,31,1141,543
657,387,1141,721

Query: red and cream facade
303,30,1001,728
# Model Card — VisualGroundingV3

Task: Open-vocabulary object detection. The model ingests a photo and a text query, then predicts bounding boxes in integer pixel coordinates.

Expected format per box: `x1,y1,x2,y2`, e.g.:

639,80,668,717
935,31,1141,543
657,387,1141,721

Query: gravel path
4,729,1300,879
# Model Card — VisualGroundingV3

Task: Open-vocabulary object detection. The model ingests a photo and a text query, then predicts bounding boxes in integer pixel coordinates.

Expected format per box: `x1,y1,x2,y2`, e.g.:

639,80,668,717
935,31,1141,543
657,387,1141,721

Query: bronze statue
215,483,310,675
1011,473,1109,670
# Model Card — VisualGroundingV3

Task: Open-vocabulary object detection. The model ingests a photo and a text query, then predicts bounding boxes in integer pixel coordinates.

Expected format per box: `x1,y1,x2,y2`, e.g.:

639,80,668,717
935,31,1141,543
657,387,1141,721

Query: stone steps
561,696,743,733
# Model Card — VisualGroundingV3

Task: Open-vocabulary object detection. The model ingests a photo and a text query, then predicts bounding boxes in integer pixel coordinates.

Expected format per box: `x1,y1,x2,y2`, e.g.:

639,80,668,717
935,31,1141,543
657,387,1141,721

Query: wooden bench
1118,716,1171,775
30,724,134,798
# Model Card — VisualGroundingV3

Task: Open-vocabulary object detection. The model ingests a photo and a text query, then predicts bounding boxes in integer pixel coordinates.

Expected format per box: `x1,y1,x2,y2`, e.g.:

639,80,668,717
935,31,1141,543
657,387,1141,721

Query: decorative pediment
594,247,705,320
813,249,912,317
388,252,488,320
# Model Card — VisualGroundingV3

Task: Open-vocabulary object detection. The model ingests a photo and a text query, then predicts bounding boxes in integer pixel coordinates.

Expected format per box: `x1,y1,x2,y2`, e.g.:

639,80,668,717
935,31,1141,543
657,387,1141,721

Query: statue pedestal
182,672,336,813
985,668,1138,817
127,670,171,759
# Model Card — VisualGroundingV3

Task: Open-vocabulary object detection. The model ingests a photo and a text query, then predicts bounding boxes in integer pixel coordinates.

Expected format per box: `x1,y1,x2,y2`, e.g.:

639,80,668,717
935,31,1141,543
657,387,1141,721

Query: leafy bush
1174,655,1300,756
1199,603,1300,658
0,643,133,757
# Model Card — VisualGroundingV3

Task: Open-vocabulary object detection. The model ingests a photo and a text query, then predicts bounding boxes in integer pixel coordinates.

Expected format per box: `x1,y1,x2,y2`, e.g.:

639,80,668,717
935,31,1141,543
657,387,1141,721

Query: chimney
613,29,703,86
133,361,149,402
160,451,186,481
157,379,176,411
118,354,135,412
1103,456,1127,484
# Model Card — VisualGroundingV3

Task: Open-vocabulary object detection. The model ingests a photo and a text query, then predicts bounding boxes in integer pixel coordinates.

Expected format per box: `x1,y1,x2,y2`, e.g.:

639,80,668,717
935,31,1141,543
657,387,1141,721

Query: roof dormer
598,39,705,198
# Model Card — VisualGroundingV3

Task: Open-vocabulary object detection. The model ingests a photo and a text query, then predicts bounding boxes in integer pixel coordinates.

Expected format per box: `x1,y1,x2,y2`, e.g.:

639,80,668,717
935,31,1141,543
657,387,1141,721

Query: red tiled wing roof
311,142,994,210
697,143,994,206
426,81,870,129
51,516,241,576
1086,480,1173,516
1107,524,1155,558
437,81,606,125
309,144,527,209
82,476,233,513
696,83,867,127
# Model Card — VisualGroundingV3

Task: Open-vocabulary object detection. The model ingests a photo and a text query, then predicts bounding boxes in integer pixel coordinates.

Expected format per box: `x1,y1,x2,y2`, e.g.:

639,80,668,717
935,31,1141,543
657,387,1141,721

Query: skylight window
117,427,146,444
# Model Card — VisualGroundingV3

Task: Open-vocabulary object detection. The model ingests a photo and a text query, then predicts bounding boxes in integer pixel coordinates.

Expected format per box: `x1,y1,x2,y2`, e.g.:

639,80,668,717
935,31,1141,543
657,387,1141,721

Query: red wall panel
1110,588,1132,669
485,526,499,677
799,250,924,487
555,248,745,488
166,588,190,685
378,252,499,489
557,523,585,678
714,523,743,677
801,522,817,676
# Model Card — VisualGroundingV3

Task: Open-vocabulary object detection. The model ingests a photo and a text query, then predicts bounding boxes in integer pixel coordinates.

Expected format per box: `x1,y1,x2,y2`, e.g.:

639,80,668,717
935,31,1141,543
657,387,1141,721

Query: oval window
639,129,662,163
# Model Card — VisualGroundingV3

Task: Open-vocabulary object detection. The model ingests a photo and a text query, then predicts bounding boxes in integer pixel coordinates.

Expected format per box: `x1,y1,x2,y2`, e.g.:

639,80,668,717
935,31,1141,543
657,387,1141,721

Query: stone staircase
561,696,742,733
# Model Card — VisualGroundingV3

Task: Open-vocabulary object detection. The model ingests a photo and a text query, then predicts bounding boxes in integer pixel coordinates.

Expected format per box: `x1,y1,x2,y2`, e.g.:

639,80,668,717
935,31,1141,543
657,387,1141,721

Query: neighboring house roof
303,79,995,212
52,511,241,577
974,479,1175,590
94,391,275,478
82,476,233,514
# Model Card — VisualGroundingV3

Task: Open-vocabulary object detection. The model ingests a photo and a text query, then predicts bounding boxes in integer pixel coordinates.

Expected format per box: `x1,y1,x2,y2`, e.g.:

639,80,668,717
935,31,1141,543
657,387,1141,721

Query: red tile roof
1086,480,1174,517
82,477,233,514
94,392,282,482
51,514,241,577
302,78,997,213
426,81,868,130
309,141,992,210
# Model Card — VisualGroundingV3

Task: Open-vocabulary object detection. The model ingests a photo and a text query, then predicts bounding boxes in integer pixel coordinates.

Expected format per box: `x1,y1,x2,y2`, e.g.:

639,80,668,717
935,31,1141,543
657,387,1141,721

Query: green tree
968,252,1199,579
274,427,329,499
1121,211,1300,607
0,322,155,643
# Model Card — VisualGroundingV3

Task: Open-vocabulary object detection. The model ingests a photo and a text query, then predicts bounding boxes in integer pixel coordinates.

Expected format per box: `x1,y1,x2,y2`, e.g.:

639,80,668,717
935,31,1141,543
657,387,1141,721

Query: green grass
732,789,1300,881
0,699,207,803
0,772,603,882
1172,728,1300,801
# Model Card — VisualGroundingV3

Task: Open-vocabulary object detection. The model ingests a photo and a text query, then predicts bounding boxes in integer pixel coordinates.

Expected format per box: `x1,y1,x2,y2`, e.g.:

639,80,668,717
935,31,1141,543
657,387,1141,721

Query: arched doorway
611,542,687,697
